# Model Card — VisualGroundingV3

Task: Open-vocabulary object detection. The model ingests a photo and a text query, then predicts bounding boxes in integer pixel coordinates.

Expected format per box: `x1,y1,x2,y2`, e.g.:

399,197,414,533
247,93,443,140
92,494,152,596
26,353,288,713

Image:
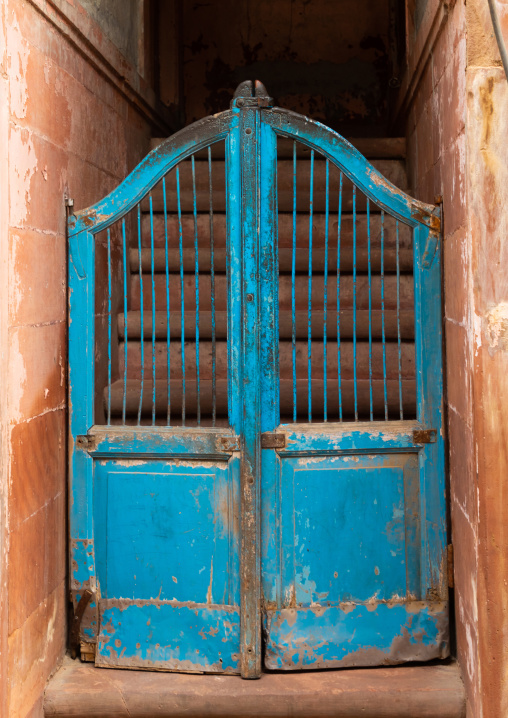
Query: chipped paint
264,603,449,670
96,600,240,674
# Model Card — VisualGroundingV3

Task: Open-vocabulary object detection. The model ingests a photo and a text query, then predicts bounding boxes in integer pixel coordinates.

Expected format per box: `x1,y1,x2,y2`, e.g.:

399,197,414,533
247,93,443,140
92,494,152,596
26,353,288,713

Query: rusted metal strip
261,433,286,450
413,428,437,444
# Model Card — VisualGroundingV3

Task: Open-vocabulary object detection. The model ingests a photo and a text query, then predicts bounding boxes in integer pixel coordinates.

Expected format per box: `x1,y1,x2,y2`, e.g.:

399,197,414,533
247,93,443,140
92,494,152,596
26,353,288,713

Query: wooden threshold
44,656,465,718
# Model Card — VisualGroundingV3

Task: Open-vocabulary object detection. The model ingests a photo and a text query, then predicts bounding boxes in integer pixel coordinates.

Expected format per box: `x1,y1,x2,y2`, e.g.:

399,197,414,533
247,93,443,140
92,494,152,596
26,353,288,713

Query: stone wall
404,0,508,715
0,1,168,715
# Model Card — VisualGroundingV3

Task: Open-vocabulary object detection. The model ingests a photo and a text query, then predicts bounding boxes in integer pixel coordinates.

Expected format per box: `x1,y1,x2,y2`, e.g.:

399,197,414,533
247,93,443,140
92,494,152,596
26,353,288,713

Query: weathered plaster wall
406,0,508,716
0,1,163,715
466,3,508,716
405,0,475,711
182,0,392,136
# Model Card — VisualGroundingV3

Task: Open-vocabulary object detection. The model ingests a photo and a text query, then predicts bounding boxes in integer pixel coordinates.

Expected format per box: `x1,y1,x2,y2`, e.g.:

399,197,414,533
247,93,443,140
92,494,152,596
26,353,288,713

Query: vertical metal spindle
337,171,343,421
162,178,171,425
307,150,314,423
191,156,201,425
208,147,216,427
323,159,329,421
396,220,403,419
136,205,144,425
367,199,373,421
292,141,297,423
176,166,186,425
107,228,112,426
352,185,358,421
121,218,128,425
149,193,156,425
380,210,388,420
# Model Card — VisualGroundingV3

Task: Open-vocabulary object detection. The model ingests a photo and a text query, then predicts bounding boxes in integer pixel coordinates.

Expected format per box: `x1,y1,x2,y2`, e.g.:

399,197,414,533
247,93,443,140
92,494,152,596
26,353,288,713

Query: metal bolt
246,293,254,302
245,128,252,135
237,99,244,107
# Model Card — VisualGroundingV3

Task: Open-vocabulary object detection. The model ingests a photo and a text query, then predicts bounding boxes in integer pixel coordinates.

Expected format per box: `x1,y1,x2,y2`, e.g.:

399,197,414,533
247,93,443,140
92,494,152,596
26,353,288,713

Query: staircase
102,136,415,427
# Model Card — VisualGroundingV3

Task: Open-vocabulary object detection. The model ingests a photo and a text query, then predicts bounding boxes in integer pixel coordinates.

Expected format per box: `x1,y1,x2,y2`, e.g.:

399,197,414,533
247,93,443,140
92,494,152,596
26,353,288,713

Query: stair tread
44,655,465,718
149,136,407,159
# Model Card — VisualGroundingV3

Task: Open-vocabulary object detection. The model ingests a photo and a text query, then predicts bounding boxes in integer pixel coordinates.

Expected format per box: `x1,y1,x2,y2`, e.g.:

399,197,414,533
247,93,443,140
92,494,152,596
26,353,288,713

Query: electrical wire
488,0,508,80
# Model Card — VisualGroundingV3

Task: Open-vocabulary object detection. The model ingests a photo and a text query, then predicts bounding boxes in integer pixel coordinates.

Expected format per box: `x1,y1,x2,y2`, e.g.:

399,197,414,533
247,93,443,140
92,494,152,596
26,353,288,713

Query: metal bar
149,193,156,425
208,146,217,427
136,204,144,425
239,106,261,678
396,219,404,419
192,155,201,425
162,179,171,426
352,184,358,421
121,218,128,425
176,165,186,425
337,171,343,421
323,159,329,422
367,199,373,421
107,228,112,426
307,149,314,423
292,141,297,423
381,210,388,420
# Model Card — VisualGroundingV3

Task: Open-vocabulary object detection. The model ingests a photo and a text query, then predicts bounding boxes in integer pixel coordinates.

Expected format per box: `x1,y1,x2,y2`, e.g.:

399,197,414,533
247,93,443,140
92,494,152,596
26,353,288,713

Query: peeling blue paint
264,602,449,670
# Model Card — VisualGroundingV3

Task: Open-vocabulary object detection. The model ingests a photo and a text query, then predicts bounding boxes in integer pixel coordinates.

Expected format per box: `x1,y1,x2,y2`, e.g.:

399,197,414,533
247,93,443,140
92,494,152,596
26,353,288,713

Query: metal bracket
76,434,95,451
413,428,437,444
70,589,93,660
261,432,286,450
231,79,273,109
217,435,241,453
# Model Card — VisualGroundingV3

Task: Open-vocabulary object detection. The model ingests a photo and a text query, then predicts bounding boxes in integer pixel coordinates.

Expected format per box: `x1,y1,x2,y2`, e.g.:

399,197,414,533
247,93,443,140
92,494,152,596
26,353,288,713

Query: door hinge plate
413,428,437,444
261,432,286,450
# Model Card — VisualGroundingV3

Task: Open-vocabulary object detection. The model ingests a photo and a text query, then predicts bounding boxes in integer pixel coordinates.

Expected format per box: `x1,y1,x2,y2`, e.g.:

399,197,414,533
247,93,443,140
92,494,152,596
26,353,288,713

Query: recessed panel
94,459,238,606
280,453,420,605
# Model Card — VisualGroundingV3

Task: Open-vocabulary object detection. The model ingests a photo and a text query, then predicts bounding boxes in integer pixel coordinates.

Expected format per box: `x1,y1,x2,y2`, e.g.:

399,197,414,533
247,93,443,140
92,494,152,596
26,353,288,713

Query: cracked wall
0,1,157,715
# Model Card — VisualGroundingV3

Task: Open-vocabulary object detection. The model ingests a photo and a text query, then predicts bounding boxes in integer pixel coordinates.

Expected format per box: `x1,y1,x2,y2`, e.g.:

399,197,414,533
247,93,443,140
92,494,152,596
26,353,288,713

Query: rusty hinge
217,435,240,453
70,589,93,659
261,432,286,450
447,544,454,588
76,434,95,451
413,428,437,444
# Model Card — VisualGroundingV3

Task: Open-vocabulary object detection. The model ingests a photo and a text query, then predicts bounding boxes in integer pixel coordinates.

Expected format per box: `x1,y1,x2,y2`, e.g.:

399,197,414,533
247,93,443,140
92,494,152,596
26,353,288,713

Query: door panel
94,457,241,672
262,451,447,670
280,453,418,604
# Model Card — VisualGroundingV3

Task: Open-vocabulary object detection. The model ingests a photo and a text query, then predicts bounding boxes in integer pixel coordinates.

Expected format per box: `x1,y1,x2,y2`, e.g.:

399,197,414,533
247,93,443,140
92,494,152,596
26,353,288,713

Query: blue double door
70,87,448,678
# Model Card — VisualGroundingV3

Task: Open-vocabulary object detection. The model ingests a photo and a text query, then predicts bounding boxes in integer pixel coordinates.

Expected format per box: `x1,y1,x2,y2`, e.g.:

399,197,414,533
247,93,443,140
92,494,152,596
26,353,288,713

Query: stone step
118,339,416,381
133,213,413,250
44,655,465,718
104,377,416,421
129,246,414,274
129,273,414,312
150,136,407,160
118,309,415,341
140,158,407,213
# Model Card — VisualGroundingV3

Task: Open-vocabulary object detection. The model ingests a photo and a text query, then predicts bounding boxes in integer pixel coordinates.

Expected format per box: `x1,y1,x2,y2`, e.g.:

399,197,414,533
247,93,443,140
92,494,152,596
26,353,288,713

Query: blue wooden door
68,81,447,678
